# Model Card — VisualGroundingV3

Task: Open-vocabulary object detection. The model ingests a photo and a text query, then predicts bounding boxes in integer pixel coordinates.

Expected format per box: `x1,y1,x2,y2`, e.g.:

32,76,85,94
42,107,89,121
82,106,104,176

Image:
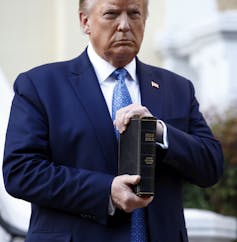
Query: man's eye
129,11,141,18
103,11,118,18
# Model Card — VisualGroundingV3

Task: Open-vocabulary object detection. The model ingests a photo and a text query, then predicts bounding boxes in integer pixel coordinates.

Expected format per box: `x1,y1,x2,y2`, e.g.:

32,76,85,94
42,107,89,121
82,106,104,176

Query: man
3,0,223,241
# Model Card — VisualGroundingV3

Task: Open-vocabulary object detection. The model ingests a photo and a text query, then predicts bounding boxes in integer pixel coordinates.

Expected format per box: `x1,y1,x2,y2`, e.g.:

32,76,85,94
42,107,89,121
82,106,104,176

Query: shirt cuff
108,196,116,216
156,120,168,149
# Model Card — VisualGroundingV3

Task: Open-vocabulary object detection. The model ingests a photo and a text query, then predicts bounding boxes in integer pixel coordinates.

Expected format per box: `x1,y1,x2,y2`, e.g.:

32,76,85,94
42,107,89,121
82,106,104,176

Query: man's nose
117,13,130,32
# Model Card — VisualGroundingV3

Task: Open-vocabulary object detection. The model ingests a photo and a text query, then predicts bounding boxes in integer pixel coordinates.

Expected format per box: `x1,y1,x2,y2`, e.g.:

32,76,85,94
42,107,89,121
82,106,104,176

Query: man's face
80,0,147,67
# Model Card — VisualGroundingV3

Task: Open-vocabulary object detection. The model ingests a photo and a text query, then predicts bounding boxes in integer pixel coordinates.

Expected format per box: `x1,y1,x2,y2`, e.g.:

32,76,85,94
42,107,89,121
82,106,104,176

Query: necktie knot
112,68,127,83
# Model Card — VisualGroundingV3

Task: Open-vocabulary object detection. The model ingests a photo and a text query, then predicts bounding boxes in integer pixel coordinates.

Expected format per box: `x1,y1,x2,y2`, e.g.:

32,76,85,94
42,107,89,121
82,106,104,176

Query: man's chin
104,47,138,66
112,54,136,67
114,46,138,58
116,51,135,61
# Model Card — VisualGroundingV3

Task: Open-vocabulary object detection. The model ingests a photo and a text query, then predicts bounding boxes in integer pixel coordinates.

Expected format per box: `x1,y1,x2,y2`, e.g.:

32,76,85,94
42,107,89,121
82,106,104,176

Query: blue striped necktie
111,68,132,121
131,208,147,242
111,68,148,242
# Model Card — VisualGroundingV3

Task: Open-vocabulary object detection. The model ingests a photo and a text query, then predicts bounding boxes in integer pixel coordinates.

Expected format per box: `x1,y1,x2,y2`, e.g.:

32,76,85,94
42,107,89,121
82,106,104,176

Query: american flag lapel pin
151,80,159,89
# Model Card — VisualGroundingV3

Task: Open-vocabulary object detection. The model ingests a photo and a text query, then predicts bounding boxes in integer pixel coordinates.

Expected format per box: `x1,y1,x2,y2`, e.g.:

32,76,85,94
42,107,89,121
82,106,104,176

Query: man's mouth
113,39,133,45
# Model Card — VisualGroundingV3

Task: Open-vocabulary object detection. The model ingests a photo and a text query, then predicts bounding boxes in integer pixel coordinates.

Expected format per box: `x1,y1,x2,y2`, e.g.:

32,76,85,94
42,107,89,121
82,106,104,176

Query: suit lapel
136,60,164,120
69,51,118,173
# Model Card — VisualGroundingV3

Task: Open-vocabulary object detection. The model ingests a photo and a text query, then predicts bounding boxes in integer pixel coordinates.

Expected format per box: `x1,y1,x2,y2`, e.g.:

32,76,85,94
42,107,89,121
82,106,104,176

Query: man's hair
79,0,90,12
79,0,149,17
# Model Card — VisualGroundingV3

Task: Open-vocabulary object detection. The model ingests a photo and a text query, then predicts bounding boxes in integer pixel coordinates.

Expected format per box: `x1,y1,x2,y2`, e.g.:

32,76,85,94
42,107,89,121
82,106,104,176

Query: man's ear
79,11,91,35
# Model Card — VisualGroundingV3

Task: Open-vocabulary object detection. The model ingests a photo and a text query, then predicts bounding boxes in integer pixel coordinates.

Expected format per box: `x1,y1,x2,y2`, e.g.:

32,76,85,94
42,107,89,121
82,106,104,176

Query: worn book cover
118,117,157,196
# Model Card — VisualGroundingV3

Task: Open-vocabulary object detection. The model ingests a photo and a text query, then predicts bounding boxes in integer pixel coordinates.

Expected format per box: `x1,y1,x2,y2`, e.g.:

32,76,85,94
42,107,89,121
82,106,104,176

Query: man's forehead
85,0,148,17
92,0,145,8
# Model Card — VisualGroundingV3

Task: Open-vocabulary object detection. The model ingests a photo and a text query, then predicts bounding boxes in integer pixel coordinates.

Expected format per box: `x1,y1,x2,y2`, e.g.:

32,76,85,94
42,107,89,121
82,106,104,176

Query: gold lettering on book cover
145,133,155,142
144,157,154,165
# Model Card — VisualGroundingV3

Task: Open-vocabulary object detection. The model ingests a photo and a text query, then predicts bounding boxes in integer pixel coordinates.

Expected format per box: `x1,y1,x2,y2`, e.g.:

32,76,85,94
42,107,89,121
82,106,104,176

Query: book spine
135,119,156,196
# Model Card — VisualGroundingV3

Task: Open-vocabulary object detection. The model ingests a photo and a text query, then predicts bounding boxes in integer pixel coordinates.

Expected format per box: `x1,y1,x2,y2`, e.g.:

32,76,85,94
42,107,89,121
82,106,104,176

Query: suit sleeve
2,73,113,225
162,82,223,187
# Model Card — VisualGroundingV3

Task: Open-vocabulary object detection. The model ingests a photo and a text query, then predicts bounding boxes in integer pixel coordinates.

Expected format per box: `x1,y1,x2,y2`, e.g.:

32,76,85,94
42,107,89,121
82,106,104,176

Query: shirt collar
87,42,136,84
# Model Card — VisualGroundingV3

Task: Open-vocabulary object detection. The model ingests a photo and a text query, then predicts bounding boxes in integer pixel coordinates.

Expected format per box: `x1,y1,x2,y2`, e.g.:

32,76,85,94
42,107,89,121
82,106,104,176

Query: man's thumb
124,174,141,185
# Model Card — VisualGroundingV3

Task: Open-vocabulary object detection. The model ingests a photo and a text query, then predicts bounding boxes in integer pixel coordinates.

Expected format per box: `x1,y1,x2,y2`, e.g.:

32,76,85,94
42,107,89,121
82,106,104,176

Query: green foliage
184,106,237,217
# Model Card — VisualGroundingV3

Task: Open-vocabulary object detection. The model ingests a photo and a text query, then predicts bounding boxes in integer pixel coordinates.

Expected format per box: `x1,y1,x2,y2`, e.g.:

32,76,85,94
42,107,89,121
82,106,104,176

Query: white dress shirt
87,42,141,117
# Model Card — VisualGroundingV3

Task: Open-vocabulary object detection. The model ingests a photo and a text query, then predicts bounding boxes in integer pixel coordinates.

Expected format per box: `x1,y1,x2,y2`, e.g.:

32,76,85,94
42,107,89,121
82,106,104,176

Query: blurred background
0,0,237,241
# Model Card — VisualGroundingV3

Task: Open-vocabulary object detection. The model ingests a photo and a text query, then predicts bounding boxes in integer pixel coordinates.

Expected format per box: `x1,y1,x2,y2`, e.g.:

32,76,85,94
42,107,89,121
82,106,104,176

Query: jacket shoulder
137,60,193,90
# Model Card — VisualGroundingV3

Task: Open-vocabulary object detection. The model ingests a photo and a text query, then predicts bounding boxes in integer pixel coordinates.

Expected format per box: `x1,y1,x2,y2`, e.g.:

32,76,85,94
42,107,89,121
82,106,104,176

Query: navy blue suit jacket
3,50,223,242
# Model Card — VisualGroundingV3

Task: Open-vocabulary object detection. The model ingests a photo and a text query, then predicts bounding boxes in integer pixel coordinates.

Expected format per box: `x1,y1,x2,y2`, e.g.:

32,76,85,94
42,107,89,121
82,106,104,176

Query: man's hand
113,103,164,140
113,104,153,134
111,175,153,213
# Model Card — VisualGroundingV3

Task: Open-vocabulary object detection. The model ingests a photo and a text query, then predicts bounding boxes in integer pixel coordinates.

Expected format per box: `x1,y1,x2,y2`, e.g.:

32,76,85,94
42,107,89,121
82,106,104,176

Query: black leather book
118,117,157,196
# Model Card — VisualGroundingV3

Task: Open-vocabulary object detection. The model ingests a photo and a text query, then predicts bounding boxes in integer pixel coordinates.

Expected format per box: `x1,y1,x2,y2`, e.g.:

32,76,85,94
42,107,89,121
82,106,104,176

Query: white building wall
0,1,57,84
156,0,237,111
164,0,218,30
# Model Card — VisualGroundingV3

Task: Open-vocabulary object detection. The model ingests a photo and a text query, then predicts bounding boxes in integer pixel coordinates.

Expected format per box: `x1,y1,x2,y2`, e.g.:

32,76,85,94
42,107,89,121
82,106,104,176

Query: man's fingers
111,175,153,213
113,104,153,133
